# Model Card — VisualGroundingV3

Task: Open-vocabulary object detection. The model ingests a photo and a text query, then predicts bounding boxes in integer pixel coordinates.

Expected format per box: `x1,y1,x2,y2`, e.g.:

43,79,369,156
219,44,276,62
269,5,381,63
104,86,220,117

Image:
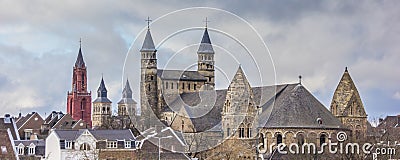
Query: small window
277,134,283,144
107,141,117,148
80,143,91,150
18,146,24,155
165,82,168,89
320,134,326,146
65,141,72,149
171,83,174,89
239,128,245,138
194,84,196,90
28,146,35,155
125,141,131,148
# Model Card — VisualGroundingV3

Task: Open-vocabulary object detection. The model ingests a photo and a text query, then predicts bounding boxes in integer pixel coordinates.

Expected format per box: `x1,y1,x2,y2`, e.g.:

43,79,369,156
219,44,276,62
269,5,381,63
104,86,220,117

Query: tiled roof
197,28,214,54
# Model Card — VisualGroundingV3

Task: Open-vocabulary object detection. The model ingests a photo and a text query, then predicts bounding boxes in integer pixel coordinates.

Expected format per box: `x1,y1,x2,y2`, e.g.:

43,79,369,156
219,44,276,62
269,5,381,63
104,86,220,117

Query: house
14,138,45,160
136,126,188,160
15,112,44,140
0,114,20,140
45,129,136,160
0,129,19,160
41,111,88,136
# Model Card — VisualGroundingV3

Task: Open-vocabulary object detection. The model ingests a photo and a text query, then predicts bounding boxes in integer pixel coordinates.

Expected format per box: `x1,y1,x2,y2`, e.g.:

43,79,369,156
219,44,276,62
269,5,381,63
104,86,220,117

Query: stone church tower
140,26,159,130
330,67,367,139
222,66,257,138
92,77,112,128
197,27,215,90
118,79,137,121
67,43,92,127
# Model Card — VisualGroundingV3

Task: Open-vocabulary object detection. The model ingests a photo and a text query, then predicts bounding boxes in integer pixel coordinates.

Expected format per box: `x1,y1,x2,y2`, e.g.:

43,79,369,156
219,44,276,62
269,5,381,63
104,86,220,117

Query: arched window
320,134,326,146
277,134,283,144
297,134,305,146
171,83,174,89
80,143,90,151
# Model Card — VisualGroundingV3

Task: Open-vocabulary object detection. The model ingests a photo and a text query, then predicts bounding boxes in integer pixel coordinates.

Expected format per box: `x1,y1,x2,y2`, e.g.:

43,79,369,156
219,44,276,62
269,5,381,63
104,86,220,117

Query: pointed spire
97,76,108,98
75,39,86,68
122,79,133,99
197,27,214,54
141,17,156,52
330,67,366,117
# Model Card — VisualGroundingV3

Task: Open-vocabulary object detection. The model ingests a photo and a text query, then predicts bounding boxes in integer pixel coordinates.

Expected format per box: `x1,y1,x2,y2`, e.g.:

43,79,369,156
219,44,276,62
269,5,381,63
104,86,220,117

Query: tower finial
345,67,348,72
145,17,152,29
79,38,82,48
299,75,302,84
203,17,210,28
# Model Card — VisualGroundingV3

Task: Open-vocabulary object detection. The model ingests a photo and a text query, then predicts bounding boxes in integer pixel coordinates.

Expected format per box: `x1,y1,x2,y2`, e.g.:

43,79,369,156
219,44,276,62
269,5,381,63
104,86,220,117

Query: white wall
45,132,60,160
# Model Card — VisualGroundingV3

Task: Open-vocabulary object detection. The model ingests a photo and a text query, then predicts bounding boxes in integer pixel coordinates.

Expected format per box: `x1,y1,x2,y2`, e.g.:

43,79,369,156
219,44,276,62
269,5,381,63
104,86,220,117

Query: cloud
0,1,399,118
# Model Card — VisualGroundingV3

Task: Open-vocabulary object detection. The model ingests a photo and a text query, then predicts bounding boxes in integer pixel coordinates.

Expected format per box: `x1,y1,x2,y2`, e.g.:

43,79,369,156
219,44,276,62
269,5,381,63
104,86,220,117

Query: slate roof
197,28,214,54
157,69,207,81
259,84,346,129
75,47,85,68
164,83,346,132
118,79,137,104
167,90,227,132
53,129,135,141
141,29,156,52
93,77,111,103
14,139,45,155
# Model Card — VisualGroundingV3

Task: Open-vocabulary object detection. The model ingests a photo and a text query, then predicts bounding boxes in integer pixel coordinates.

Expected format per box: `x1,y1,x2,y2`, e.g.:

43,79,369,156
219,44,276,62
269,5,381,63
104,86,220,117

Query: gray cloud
0,1,399,119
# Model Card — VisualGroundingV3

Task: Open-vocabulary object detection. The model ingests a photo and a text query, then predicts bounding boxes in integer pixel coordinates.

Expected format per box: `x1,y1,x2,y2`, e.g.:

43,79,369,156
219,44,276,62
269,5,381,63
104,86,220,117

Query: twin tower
67,23,215,129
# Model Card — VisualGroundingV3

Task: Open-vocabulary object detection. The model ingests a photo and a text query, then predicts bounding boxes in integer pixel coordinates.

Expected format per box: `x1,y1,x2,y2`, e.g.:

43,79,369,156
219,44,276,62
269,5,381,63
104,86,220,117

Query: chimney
30,133,38,140
379,118,384,124
4,114,11,123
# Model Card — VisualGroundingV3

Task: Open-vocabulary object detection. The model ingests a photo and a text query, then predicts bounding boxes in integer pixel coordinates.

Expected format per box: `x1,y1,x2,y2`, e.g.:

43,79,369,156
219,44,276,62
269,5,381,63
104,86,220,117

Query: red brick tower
67,41,92,127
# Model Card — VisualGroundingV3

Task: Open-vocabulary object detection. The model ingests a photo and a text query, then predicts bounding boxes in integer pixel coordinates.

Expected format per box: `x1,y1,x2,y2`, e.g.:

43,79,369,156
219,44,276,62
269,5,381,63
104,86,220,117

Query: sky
0,0,399,121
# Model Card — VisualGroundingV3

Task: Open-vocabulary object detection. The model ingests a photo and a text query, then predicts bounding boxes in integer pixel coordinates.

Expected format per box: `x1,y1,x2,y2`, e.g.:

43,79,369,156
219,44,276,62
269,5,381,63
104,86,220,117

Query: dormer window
28,143,35,155
17,144,24,155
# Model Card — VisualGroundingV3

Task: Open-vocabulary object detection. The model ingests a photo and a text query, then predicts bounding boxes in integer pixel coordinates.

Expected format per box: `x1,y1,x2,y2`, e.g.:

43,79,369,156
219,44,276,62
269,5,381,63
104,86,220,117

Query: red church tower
67,41,92,127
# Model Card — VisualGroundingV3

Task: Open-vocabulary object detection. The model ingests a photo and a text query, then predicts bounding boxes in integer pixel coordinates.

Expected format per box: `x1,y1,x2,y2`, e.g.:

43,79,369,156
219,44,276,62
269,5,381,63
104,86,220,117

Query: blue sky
0,1,399,122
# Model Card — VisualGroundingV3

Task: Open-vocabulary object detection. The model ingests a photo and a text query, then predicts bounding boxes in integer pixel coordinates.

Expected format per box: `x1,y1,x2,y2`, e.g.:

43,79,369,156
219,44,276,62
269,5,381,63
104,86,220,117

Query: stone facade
330,68,368,140
92,77,112,129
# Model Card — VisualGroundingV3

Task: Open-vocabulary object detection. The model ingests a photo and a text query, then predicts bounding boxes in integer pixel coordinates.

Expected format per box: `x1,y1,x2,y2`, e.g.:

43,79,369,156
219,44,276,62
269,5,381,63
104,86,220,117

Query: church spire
197,27,214,54
97,76,108,98
141,17,156,52
75,39,86,68
122,79,133,99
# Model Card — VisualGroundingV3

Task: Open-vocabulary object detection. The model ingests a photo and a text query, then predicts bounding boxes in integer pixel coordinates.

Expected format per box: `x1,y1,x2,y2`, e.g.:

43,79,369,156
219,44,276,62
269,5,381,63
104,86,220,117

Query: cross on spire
79,38,82,48
145,17,152,29
203,17,210,28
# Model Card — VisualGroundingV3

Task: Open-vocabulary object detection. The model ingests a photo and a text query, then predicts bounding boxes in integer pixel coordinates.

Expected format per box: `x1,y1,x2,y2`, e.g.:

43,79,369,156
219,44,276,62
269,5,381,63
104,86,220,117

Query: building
0,129,19,160
41,111,88,136
67,42,92,127
92,77,112,128
14,139,45,160
139,25,214,130
45,129,136,160
118,79,137,123
15,112,44,140
135,22,370,159
0,114,20,140
330,67,368,140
